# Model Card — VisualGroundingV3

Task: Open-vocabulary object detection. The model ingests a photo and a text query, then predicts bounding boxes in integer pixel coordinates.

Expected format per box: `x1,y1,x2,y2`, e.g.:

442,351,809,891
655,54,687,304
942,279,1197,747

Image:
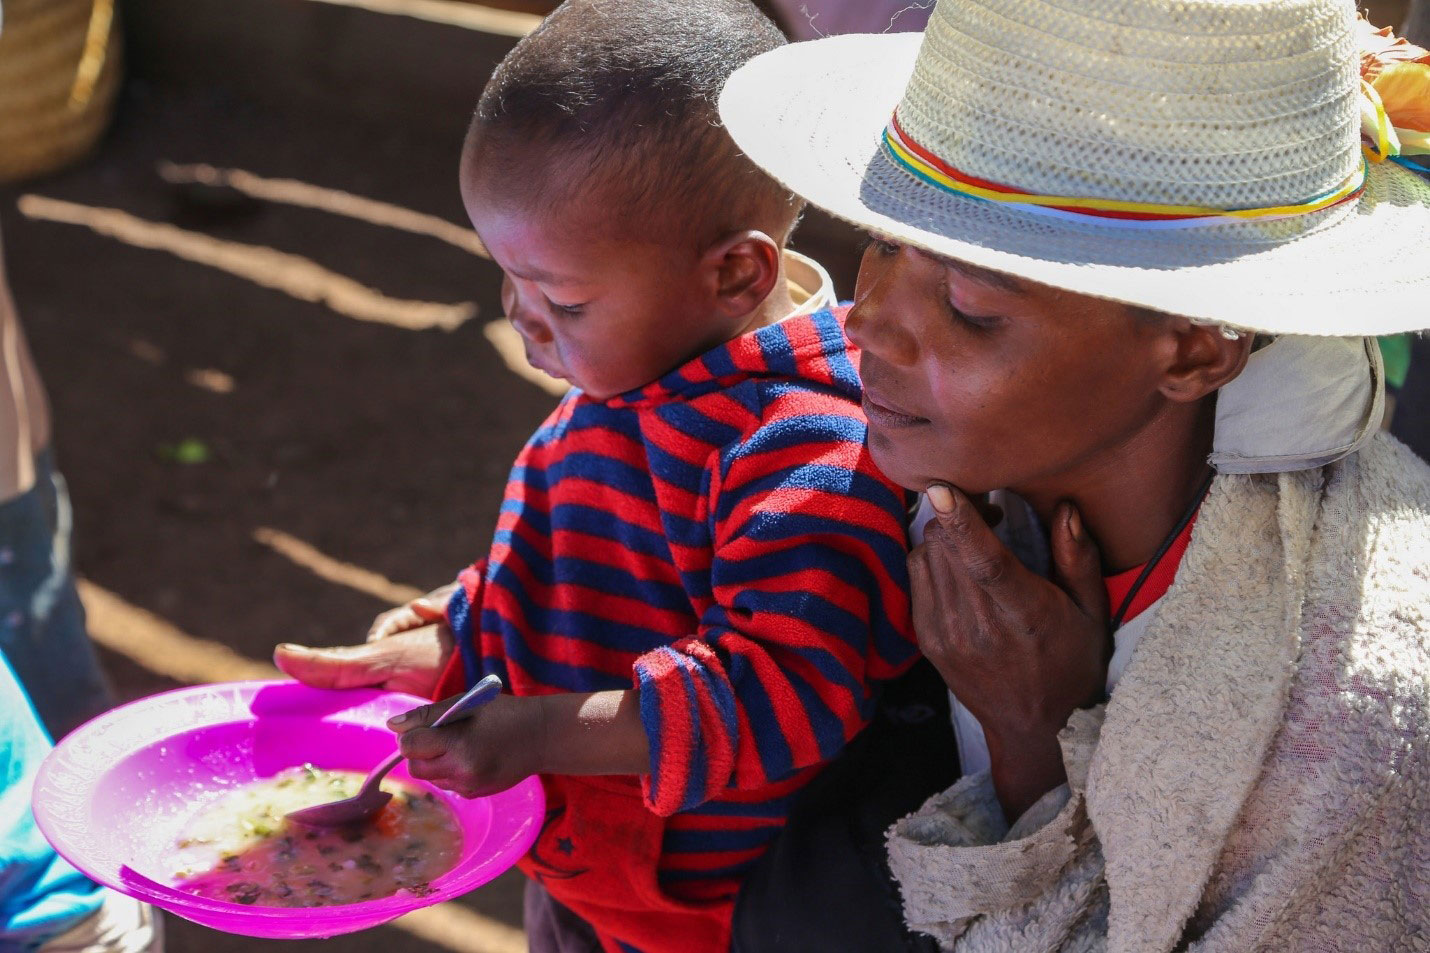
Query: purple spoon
286,674,503,827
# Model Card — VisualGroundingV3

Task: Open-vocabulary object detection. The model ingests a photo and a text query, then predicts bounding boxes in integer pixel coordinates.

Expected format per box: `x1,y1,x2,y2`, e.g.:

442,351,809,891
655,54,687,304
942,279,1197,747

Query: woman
717,0,1430,949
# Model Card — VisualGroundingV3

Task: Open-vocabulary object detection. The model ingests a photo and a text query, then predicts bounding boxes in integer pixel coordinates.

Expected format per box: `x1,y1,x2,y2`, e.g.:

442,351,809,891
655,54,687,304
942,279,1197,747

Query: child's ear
1158,319,1254,403
702,230,782,318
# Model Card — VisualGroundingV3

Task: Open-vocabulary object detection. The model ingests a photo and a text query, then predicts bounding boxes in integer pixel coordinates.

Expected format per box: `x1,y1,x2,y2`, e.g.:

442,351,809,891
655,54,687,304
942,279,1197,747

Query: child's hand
387,690,652,796
367,583,458,642
388,693,548,798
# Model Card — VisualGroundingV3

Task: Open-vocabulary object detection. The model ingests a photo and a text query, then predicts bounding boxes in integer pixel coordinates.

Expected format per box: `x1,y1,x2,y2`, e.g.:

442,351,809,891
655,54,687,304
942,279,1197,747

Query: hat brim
720,33,1430,336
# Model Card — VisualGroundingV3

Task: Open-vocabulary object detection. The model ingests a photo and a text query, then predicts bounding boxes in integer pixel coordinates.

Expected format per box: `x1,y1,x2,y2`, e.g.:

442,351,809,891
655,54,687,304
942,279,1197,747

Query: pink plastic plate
32,680,543,938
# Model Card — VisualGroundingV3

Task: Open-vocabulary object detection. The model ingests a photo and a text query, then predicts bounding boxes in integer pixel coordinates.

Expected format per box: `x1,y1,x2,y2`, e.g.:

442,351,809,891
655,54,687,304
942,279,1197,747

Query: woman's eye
946,301,1002,331
862,236,901,257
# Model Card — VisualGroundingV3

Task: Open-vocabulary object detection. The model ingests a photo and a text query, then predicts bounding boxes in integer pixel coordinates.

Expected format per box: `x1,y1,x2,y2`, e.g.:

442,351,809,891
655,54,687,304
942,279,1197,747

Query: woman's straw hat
719,0,1430,336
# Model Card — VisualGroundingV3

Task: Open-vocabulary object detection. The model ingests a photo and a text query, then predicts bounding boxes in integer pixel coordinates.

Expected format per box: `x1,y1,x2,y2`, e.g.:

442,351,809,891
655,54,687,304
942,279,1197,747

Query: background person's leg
35,892,163,953
0,650,160,953
0,449,112,739
0,649,106,949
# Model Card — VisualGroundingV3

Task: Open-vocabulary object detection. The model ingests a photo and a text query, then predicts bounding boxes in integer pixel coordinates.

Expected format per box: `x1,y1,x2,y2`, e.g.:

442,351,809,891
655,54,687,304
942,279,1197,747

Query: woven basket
0,0,123,184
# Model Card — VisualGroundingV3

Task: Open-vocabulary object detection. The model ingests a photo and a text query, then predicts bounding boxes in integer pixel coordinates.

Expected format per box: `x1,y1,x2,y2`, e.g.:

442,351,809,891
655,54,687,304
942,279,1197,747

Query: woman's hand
273,622,455,698
909,484,1110,821
366,583,459,642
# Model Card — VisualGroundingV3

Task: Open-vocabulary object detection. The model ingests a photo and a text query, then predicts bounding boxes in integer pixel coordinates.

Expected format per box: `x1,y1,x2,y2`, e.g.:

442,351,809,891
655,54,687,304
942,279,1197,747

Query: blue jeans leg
0,449,112,739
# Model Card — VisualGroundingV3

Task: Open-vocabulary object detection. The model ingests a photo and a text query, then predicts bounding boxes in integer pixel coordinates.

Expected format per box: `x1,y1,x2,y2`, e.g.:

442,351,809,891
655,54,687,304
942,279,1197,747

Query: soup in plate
170,764,461,907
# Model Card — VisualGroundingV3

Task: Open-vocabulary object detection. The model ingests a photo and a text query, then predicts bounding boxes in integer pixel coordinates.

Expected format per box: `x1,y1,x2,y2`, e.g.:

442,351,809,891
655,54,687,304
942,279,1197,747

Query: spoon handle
363,750,405,791
431,674,504,728
363,675,505,794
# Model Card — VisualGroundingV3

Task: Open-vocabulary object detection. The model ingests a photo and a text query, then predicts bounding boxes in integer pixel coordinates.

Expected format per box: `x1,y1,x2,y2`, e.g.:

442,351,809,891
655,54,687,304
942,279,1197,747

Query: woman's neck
1015,398,1217,574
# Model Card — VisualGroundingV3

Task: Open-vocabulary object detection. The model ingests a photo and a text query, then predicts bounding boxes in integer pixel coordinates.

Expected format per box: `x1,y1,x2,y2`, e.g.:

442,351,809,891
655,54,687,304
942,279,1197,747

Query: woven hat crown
895,0,1363,210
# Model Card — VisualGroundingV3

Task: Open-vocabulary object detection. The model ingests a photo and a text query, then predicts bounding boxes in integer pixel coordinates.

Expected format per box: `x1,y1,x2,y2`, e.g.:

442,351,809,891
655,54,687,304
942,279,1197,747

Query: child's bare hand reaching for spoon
388,689,651,799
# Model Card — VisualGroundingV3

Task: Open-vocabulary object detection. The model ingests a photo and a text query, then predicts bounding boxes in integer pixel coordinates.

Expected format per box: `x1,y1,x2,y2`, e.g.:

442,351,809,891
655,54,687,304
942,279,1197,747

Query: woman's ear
702,230,781,319
1159,320,1254,403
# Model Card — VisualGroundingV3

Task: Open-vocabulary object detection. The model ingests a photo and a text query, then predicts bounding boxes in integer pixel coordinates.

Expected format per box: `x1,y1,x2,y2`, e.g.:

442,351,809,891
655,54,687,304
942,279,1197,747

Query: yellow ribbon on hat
1360,65,1430,164
1362,80,1399,163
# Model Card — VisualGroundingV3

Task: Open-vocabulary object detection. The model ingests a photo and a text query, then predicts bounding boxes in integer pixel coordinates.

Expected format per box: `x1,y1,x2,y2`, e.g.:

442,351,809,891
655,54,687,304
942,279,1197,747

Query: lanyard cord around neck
1109,469,1216,633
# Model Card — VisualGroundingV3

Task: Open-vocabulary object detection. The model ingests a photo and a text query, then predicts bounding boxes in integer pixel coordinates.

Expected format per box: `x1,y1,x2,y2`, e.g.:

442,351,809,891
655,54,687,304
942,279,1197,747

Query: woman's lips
862,389,928,428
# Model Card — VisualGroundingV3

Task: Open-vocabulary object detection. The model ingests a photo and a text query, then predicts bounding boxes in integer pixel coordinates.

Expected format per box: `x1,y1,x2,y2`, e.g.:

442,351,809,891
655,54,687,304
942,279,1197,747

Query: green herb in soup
171,765,461,907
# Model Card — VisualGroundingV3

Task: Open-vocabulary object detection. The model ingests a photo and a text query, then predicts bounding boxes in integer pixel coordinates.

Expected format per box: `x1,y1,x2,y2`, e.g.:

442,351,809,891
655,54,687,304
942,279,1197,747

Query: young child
279,2,916,951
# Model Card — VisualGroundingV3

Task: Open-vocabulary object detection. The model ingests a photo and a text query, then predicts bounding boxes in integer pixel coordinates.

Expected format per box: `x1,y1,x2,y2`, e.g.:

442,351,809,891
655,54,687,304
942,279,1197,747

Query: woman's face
846,239,1180,496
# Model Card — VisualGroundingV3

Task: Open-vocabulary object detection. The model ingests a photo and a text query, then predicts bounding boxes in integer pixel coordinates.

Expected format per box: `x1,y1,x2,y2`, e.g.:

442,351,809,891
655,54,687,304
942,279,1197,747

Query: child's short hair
465,0,801,247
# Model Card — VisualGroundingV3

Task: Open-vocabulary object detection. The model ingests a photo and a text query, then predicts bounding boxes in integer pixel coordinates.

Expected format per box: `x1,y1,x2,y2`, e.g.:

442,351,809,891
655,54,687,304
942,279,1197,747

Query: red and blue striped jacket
435,306,915,953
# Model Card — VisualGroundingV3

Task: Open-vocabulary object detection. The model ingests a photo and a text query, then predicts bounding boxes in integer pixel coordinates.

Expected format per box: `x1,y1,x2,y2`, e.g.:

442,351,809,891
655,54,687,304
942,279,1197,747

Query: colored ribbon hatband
883,112,1367,230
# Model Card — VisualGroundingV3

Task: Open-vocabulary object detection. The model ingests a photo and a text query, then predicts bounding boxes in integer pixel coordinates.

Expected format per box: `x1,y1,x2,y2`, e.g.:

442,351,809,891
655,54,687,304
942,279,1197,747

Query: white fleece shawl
887,433,1430,952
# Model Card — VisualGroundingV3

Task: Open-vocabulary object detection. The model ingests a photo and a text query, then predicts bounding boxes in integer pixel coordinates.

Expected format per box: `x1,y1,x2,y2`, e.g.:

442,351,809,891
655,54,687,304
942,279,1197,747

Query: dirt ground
2,1,1423,951
0,2,864,950
6,7,547,953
